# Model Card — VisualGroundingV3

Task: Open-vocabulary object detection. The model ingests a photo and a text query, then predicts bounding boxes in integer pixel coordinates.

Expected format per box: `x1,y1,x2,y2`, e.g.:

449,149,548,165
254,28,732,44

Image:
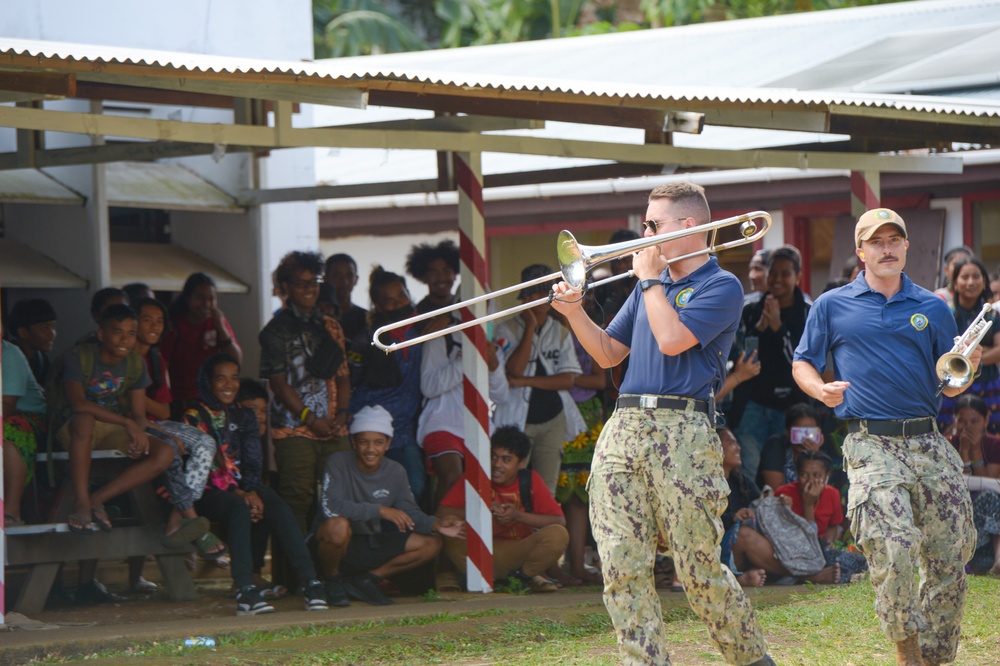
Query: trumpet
372,211,772,353
936,302,993,395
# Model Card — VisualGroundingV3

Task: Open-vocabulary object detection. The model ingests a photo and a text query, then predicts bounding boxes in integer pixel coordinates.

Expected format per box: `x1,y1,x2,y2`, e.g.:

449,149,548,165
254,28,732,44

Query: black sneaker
236,584,275,616
324,574,351,607
301,579,329,611
343,572,394,606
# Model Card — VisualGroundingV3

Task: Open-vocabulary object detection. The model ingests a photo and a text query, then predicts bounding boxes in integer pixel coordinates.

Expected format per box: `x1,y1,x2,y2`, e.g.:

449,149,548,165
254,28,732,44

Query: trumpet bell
935,352,974,391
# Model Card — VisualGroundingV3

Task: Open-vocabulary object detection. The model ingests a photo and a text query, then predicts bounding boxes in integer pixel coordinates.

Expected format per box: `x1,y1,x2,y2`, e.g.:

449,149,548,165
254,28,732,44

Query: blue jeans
734,401,786,479
387,444,427,504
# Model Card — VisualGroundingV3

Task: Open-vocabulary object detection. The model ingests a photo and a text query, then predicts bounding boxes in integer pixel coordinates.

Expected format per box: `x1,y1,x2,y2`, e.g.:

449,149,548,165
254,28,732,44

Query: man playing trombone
552,182,774,666
792,208,979,666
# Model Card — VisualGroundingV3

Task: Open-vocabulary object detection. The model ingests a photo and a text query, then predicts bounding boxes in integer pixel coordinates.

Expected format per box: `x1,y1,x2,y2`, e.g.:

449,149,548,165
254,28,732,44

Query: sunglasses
642,217,688,233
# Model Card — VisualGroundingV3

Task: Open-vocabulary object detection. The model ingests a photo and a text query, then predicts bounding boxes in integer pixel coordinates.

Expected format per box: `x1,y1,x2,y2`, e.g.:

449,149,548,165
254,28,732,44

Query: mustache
878,255,898,262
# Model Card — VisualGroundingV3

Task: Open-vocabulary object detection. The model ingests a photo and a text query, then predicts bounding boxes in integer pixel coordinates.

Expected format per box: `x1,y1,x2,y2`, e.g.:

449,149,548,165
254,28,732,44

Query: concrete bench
6,451,197,614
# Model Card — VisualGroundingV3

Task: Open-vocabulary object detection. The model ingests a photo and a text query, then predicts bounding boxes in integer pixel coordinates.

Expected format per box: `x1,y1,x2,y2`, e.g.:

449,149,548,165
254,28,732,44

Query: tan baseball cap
855,208,907,247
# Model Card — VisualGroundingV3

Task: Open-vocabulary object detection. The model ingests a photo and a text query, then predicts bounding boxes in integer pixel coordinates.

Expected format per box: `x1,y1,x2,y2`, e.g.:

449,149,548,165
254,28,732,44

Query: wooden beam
75,80,235,110
0,104,964,174
0,71,76,97
332,115,545,133
0,141,255,171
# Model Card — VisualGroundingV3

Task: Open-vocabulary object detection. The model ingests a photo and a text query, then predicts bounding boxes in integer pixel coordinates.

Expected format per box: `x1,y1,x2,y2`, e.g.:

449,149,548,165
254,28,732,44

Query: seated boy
315,405,464,606
51,304,175,533
9,297,58,385
437,426,569,593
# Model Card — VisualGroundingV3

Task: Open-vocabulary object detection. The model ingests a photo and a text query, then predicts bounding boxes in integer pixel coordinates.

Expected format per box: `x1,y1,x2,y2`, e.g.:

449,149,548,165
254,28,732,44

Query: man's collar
849,271,919,301
665,256,718,284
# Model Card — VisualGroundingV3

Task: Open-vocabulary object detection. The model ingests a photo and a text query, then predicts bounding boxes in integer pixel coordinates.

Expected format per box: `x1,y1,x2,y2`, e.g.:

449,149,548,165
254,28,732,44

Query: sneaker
301,579,329,611
324,574,351,608
343,572,394,606
235,584,275,616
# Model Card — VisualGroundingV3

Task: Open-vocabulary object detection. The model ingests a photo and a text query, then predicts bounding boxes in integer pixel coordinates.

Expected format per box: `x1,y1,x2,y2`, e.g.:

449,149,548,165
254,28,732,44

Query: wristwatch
639,278,661,293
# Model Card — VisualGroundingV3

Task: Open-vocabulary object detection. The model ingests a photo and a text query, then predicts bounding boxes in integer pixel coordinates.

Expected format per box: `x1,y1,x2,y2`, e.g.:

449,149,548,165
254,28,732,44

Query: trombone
372,210,772,353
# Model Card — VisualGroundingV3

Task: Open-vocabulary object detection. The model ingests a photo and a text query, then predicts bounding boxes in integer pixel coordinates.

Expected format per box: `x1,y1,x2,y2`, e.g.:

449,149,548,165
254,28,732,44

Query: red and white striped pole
851,170,881,219
455,151,493,592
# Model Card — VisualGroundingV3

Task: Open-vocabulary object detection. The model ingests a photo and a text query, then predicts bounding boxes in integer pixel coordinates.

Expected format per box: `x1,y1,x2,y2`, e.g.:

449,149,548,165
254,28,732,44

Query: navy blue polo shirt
606,257,743,400
793,271,957,420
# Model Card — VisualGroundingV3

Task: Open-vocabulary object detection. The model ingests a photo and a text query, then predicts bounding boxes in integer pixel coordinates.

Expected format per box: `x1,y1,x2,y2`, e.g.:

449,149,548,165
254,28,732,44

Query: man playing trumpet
552,182,774,666
792,208,979,666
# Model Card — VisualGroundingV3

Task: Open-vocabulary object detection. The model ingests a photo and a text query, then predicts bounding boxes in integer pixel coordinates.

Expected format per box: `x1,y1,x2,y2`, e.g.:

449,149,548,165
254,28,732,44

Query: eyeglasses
288,278,321,289
642,217,688,233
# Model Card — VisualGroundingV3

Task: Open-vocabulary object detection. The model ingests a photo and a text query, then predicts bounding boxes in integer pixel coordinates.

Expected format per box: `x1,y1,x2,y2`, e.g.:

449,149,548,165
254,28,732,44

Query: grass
31,576,1000,665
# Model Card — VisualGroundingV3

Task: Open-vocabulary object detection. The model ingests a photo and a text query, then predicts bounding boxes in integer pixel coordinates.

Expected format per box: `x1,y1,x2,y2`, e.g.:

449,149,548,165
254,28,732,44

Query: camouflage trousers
588,405,768,666
843,429,977,664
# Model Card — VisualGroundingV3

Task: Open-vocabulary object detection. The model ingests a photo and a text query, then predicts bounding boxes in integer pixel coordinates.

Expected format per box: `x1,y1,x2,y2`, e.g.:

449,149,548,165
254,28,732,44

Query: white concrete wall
0,0,317,372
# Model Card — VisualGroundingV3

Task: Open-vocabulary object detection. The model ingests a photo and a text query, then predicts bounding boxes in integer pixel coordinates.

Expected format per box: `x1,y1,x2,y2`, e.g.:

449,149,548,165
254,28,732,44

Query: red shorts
422,431,465,475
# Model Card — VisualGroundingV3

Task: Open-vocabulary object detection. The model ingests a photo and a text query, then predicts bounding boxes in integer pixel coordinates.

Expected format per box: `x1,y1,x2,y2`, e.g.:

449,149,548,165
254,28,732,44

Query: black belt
847,418,936,437
616,394,709,415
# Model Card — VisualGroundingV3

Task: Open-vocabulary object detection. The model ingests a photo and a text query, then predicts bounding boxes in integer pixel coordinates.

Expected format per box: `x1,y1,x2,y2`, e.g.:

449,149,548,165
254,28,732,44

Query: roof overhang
0,168,83,204
0,238,88,288
105,162,241,212
110,242,248,293
1,37,996,184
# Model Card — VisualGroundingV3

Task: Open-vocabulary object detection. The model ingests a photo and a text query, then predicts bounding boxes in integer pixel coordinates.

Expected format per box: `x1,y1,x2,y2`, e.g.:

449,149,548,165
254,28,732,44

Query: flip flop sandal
161,516,210,549
194,532,228,561
4,514,25,527
67,513,96,534
91,505,113,532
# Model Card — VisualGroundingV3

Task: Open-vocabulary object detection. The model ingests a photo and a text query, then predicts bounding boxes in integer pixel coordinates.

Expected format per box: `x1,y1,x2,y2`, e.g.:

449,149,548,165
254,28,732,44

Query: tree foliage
313,0,911,59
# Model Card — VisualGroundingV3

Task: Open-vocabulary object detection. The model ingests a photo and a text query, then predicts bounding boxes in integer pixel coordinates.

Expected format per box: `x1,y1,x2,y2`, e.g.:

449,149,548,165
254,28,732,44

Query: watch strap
639,279,661,292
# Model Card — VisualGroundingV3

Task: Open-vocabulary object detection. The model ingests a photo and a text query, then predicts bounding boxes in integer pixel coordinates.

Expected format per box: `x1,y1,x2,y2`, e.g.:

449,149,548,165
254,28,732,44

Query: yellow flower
557,472,569,488
576,471,590,486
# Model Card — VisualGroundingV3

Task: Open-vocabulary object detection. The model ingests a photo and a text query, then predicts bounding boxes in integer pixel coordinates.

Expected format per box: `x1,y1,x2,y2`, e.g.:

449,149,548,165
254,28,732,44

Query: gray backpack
751,496,825,576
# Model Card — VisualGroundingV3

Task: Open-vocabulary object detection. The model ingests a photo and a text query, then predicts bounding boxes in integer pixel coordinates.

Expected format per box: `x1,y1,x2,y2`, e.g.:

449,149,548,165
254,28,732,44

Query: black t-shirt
722,469,761,531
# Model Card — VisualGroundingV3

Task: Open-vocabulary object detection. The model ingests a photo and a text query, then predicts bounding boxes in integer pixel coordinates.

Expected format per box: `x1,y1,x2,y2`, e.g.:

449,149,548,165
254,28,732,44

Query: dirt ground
0,563,812,666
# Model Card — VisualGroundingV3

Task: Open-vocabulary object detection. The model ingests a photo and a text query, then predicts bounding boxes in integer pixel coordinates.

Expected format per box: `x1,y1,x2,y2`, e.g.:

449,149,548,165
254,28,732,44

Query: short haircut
99,303,137,327
951,256,992,303
954,393,988,418
491,425,532,460
368,265,408,306
325,253,357,273
122,282,153,305
647,182,711,224
767,245,802,274
840,255,859,280
9,298,57,331
135,296,169,324
609,228,640,245
275,250,325,288
91,288,126,319
795,450,832,475
237,378,269,403
784,403,819,430
750,249,771,267
405,240,460,281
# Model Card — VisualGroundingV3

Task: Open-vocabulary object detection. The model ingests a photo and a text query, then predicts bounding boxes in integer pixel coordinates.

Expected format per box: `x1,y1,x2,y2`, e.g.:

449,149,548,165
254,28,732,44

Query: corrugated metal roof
0,169,83,205
2,2,1000,121
105,162,241,212
0,238,88,288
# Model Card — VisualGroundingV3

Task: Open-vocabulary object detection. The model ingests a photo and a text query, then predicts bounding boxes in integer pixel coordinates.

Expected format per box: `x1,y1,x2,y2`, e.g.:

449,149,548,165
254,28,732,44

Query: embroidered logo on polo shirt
675,288,694,307
910,313,928,331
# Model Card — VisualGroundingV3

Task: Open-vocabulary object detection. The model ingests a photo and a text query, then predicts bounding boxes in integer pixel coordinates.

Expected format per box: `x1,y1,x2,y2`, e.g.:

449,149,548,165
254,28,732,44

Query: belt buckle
640,395,657,409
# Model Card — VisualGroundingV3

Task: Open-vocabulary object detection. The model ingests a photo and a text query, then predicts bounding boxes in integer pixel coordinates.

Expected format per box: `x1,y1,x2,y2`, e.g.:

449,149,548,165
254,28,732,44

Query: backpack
751,496,825,577
517,468,533,514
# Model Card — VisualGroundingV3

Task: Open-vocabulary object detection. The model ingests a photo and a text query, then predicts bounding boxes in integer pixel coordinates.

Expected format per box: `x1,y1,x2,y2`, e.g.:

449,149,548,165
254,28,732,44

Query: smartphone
744,336,759,362
790,426,822,445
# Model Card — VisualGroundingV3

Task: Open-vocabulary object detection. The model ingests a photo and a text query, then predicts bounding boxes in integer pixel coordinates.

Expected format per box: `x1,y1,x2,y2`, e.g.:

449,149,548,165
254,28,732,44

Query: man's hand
308,416,336,438
550,281,585,317
244,491,264,523
491,502,519,525
632,246,667,281
380,506,415,531
818,381,850,408
435,519,466,539
734,508,755,522
520,306,539,332
125,419,150,459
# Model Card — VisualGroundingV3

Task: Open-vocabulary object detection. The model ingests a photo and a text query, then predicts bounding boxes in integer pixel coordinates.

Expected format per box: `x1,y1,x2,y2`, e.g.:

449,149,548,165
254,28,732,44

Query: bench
5,451,197,614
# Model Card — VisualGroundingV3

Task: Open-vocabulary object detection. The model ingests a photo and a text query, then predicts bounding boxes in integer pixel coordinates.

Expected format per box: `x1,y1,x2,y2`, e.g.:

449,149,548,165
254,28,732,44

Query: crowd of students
3,236,999,617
